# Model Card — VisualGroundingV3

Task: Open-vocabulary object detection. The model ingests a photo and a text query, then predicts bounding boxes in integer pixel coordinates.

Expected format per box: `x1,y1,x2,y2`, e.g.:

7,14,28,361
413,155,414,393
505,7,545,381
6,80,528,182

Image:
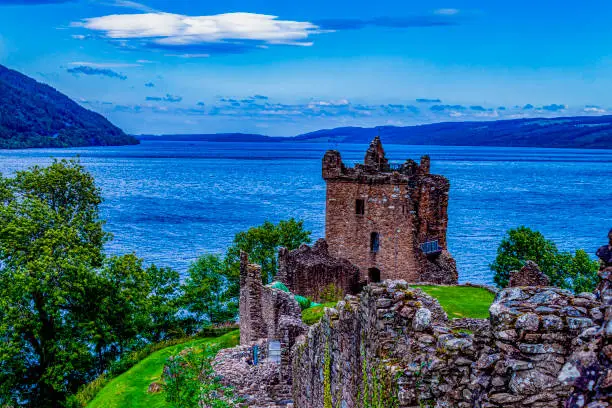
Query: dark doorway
368,268,381,283
355,199,365,215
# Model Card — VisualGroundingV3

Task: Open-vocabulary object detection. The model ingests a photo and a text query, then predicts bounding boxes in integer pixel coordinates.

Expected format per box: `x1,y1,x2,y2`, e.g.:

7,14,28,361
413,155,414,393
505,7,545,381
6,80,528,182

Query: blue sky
0,0,611,135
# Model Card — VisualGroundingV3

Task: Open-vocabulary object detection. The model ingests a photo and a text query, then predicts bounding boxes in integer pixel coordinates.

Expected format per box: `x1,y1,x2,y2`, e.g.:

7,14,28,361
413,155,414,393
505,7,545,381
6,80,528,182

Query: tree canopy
491,226,599,292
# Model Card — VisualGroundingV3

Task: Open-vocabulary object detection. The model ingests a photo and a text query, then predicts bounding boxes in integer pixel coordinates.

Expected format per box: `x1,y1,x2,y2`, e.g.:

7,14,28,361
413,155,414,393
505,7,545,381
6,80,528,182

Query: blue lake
1,140,611,285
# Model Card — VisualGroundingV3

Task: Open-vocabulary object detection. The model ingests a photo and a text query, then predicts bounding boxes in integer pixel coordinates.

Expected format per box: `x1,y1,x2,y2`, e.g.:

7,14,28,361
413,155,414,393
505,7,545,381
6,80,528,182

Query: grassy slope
301,302,338,325
87,330,239,408
301,286,495,325
412,285,495,319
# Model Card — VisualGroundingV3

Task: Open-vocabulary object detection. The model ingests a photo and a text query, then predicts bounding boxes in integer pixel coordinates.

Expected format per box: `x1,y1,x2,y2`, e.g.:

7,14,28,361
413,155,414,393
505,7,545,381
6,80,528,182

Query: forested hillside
0,64,138,149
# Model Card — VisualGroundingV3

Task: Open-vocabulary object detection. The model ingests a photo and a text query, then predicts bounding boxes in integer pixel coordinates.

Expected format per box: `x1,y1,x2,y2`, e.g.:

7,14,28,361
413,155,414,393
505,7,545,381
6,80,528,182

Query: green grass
411,285,495,319
86,330,240,408
301,302,338,325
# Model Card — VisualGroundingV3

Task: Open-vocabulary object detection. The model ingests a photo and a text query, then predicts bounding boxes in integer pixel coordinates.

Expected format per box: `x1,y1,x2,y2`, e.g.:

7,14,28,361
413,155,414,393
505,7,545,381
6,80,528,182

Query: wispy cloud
0,0,74,4
69,61,140,68
430,104,467,112
104,0,157,12
165,53,210,59
435,8,460,15
67,65,127,79
416,98,442,103
314,12,462,30
146,94,183,103
584,105,606,113
541,103,566,112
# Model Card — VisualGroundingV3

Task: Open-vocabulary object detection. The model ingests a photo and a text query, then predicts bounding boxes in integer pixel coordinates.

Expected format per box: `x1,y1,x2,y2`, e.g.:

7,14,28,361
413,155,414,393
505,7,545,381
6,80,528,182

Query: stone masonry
508,260,550,287
292,280,608,408
322,136,458,285
238,251,305,345
277,238,361,302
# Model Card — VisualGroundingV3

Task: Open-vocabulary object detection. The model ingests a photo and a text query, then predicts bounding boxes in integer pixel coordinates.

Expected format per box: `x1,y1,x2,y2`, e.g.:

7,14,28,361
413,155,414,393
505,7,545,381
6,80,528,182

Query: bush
320,283,344,303
163,345,243,408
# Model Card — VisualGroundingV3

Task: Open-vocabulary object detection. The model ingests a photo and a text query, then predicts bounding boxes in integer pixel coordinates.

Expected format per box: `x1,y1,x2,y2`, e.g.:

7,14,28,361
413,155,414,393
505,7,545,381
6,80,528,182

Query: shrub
320,283,344,303
163,345,243,408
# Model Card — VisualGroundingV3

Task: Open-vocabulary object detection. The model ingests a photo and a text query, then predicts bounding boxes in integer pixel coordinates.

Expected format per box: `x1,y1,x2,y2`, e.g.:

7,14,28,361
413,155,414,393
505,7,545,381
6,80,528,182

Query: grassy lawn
301,302,338,325
87,330,239,408
412,285,495,319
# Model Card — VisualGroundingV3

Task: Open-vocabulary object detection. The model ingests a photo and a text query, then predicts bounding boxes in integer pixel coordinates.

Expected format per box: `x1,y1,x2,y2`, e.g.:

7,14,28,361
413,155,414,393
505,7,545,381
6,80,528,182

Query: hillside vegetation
0,64,138,149
86,331,239,408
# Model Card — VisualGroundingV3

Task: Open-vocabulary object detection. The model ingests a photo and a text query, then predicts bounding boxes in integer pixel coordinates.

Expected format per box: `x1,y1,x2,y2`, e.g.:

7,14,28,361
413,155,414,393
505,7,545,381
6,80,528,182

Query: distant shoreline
136,114,612,150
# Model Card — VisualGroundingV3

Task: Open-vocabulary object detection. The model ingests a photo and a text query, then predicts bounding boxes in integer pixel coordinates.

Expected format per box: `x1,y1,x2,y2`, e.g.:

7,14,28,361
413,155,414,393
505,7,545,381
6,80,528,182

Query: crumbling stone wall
323,136,457,284
239,252,304,345
277,239,361,302
218,253,307,407
292,281,607,408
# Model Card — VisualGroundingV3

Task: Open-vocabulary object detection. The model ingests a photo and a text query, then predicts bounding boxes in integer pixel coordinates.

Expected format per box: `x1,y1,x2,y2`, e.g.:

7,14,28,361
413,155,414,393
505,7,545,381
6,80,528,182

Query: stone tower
322,136,458,284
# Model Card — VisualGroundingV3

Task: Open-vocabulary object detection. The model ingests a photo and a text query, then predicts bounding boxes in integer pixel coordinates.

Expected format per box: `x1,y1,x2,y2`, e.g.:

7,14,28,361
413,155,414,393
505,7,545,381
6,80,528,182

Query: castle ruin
322,136,458,284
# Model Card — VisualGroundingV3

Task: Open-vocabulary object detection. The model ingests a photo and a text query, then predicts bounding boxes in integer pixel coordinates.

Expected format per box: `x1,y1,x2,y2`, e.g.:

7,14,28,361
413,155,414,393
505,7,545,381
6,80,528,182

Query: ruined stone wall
292,281,607,408
277,239,361,302
323,141,457,284
239,252,303,345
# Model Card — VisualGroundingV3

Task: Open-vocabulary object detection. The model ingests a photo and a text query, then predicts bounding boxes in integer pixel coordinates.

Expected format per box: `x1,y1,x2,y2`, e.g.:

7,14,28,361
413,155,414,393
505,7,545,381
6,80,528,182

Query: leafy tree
88,254,152,372
491,226,559,288
491,226,599,292
144,264,182,342
182,254,238,326
0,159,108,406
556,249,600,293
226,218,311,284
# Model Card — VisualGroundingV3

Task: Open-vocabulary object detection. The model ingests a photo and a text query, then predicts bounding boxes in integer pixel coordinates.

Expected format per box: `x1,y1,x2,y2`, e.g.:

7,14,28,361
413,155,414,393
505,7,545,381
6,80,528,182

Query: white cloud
584,106,606,113
165,53,210,59
74,12,322,47
69,61,141,68
435,8,460,15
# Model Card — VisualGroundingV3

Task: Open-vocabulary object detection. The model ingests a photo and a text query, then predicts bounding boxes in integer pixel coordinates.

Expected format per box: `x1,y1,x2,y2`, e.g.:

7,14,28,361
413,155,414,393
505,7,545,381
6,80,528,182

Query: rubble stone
508,261,550,287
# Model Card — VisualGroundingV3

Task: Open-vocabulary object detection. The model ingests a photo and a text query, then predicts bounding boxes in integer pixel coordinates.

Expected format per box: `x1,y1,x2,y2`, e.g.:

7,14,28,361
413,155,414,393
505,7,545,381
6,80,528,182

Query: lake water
1,140,611,285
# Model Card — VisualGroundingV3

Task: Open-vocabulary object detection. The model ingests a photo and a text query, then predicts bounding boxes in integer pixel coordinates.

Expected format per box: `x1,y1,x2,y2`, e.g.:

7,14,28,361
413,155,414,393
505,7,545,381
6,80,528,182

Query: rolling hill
141,115,612,149
0,64,138,149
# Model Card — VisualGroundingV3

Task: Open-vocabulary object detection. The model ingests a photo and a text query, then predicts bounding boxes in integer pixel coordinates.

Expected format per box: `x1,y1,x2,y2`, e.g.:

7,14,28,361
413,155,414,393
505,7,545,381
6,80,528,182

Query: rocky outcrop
277,239,361,302
508,261,550,287
292,281,607,408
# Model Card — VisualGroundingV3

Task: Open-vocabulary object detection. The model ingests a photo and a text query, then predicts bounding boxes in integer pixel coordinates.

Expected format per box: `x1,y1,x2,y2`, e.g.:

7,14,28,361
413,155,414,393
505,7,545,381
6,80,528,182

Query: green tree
491,226,599,292
0,160,107,406
183,254,238,326
226,218,311,284
144,264,182,342
556,249,600,293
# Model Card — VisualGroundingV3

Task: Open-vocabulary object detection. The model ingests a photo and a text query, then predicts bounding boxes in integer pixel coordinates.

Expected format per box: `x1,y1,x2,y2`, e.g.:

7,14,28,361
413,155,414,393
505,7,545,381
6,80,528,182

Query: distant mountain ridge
141,115,612,149
0,64,138,149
